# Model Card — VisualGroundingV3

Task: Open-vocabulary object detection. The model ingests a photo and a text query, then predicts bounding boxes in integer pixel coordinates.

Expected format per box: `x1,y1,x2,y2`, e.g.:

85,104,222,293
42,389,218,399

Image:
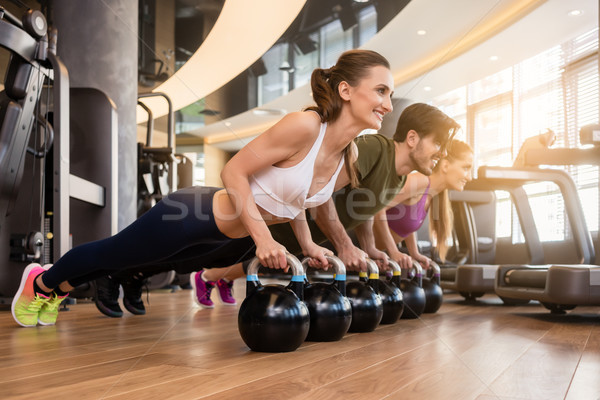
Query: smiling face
431,140,474,192
344,65,394,130
444,150,474,191
408,133,444,176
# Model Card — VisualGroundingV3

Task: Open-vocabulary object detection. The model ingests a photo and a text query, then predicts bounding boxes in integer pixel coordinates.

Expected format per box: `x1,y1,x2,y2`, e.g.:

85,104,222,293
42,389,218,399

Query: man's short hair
393,103,460,151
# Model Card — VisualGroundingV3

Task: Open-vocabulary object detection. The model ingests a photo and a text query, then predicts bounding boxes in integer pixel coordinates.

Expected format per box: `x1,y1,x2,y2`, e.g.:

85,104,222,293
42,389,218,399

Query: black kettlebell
378,259,404,324
302,255,352,342
422,261,443,313
238,253,310,352
346,259,383,332
398,261,426,319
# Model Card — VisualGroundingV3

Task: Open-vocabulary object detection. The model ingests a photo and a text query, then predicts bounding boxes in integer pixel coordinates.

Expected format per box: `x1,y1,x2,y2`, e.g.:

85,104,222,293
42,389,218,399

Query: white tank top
249,122,345,218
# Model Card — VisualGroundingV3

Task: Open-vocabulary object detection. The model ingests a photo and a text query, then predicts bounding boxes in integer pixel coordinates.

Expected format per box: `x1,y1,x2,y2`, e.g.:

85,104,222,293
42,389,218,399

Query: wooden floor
1,279,600,400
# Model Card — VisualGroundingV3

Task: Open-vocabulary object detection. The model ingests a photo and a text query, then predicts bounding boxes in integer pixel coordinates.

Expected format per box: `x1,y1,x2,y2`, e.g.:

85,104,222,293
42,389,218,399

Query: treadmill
494,126,600,313
439,189,503,301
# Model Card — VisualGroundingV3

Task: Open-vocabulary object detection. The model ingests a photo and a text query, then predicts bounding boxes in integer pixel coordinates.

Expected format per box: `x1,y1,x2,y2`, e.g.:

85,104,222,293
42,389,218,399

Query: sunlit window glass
321,20,353,68
357,6,377,46
257,43,289,105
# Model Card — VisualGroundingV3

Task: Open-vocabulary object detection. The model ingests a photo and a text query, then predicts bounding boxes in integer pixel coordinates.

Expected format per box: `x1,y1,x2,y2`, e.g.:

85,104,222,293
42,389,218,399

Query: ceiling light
489,55,498,61
424,86,432,91
567,10,583,17
224,121,232,127
353,0,370,3
417,30,427,36
279,61,295,73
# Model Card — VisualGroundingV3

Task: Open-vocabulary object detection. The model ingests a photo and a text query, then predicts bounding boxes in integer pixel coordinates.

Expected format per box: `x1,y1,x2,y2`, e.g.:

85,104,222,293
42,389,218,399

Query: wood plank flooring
0,279,599,400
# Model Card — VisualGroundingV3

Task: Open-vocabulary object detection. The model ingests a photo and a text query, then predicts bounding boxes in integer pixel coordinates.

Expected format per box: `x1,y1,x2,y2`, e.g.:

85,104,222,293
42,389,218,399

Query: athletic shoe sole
11,263,43,327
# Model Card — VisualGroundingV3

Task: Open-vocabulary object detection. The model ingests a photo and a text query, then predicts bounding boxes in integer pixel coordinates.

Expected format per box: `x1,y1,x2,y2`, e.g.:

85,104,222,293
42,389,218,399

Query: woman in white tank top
216,49,394,270
17,50,396,324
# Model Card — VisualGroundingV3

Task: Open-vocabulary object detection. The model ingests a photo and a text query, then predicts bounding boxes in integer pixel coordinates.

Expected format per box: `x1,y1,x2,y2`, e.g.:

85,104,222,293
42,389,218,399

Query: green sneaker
11,263,48,327
38,292,68,325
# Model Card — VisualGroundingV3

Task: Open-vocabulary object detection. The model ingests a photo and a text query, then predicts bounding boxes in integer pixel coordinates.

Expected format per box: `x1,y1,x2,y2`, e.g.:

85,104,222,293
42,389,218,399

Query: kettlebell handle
428,261,441,284
410,260,423,287
246,253,305,299
387,259,402,287
364,258,380,292
302,255,347,295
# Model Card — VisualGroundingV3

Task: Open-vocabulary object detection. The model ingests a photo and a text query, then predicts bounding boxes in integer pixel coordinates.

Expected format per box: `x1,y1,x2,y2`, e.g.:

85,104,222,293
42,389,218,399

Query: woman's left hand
303,243,334,270
364,246,390,271
412,253,432,269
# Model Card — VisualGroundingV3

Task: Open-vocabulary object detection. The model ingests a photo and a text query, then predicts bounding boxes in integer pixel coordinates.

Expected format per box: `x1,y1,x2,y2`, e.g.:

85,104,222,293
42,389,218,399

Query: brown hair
429,140,473,261
393,103,460,154
306,49,390,188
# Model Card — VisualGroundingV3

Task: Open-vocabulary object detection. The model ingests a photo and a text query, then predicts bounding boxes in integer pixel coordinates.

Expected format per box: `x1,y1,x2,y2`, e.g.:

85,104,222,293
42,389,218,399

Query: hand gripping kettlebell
346,259,383,332
238,253,310,352
378,259,404,324
302,255,352,342
398,261,426,319
422,261,443,313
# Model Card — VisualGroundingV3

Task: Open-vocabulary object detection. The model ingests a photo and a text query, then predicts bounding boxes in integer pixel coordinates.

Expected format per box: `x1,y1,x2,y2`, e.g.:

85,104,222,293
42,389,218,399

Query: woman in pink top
373,140,473,269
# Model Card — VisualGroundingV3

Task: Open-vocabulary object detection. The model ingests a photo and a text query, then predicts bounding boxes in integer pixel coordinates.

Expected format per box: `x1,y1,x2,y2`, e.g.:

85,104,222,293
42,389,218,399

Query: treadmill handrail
525,147,600,167
449,189,495,204
476,166,594,264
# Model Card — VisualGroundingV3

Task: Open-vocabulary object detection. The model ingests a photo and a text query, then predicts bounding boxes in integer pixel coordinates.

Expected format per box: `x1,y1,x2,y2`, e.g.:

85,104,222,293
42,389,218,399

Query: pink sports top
386,180,430,238
249,121,345,218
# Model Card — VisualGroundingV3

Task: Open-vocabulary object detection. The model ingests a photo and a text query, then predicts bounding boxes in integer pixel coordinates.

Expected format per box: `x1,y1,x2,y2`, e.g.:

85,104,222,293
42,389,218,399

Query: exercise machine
0,7,117,301
136,92,193,290
438,189,502,301
494,126,599,313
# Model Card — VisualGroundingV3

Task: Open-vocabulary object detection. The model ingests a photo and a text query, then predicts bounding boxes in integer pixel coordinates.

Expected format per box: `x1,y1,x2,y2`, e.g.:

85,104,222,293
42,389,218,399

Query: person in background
373,140,474,269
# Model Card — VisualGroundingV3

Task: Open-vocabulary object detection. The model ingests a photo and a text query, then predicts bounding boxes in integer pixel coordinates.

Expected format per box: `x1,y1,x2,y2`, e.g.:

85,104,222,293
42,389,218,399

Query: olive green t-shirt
270,134,406,253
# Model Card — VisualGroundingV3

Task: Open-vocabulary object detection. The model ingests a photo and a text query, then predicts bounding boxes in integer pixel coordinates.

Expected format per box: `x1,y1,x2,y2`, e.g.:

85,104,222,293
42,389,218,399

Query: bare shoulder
405,172,429,190
268,111,321,143
282,111,321,131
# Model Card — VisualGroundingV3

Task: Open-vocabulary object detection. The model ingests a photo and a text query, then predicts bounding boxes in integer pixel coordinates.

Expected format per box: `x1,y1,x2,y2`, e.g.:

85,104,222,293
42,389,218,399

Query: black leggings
41,187,238,289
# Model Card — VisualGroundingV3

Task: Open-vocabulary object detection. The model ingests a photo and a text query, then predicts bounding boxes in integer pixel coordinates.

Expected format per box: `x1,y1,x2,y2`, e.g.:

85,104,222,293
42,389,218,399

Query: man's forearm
355,217,379,253
373,210,399,254
312,199,354,249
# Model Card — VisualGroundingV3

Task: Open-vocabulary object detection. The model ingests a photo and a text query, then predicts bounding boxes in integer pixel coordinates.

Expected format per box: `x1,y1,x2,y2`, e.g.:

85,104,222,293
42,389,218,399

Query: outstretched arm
220,112,320,270
311,198,367,271
404,232,431,269
354,217,389,268
373,209,413,269
290,211,332,269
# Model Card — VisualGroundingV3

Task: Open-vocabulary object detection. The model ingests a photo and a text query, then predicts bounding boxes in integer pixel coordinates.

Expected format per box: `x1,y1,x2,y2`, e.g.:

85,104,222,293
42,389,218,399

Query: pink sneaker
190,270,215,308
216,279,237,305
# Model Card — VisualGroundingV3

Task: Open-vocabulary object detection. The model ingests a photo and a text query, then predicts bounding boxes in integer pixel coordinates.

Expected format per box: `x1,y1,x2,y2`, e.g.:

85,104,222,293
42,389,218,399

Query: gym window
431,28,599,243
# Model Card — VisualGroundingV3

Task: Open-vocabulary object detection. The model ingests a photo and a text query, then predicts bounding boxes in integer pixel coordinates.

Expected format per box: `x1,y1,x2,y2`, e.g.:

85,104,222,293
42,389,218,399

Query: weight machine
0,7,117,300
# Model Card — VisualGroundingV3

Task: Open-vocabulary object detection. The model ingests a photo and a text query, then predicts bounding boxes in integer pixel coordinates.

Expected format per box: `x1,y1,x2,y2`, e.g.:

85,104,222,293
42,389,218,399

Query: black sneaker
93,276,123,318
121,273,147,315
